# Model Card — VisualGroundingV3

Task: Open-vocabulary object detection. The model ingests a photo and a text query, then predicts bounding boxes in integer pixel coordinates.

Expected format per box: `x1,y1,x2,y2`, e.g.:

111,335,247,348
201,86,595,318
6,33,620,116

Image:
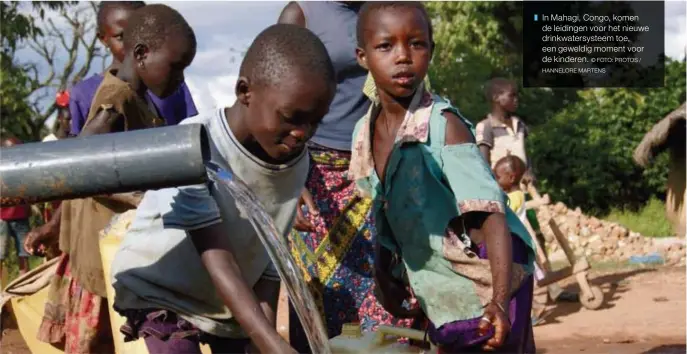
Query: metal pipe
1,124,210,207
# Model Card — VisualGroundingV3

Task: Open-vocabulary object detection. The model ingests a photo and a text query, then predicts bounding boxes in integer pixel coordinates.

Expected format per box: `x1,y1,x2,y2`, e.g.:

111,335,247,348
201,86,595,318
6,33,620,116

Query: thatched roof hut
634,102,686,167
634,102,686,237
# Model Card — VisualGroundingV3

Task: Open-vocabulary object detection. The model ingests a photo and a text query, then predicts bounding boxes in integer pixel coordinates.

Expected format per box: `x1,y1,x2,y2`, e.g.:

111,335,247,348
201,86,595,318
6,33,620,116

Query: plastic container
328,323,435,353
628,252,665,265
99,211,212,354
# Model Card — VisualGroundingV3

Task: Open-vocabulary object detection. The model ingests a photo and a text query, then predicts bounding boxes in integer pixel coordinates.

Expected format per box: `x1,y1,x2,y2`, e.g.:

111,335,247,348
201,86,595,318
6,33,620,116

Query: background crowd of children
0,2,579,354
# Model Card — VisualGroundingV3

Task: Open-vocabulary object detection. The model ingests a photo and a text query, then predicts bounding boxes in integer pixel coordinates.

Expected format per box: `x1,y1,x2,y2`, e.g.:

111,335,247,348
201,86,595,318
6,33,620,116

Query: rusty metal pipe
1,124,210,207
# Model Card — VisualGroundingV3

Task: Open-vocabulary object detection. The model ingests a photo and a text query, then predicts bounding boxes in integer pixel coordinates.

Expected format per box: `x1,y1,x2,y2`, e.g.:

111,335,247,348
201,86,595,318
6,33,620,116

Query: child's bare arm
475,212,512,349
478,213,513,309
245,277,282,352
445,112,512,348
474,119,492,165
189,223,294,354
445,114,512,308
444,111,475,145
524,194,550,209
253,277,281,327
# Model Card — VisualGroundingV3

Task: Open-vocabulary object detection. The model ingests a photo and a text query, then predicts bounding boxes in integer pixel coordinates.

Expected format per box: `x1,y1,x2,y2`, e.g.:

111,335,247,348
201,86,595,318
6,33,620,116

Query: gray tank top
299,1,370,151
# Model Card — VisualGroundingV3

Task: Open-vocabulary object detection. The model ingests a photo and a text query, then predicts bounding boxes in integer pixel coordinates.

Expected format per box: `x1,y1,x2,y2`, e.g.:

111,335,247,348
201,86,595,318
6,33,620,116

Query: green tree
426,1,681,214
425,1,579,126
529,59,686,215
1,1,105,142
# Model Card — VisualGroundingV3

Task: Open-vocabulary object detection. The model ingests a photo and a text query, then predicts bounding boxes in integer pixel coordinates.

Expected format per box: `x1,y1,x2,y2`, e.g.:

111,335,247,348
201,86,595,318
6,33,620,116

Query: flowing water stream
205,161,331,354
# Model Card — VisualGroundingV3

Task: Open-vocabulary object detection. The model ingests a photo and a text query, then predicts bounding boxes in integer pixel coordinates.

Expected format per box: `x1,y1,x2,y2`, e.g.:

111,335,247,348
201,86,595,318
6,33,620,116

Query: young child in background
44,90,72,141
476,78,578,305
111,24,335,354
0,138,32,280
23,91,72,262
68,1,197,135
494,155,528,219
475,78,530,174
36,5,197,353
30,0,199,274
494,155,552,326
43,91,71,225
350,2,536,352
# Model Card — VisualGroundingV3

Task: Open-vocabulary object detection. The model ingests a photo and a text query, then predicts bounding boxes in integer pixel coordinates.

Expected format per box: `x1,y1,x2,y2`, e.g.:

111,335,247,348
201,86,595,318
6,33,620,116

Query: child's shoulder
181,107,238,145
475,116,491,128
92,70,138,107
512,115,529,129
428,93,469,123
426,92,475,145
72,74,104,97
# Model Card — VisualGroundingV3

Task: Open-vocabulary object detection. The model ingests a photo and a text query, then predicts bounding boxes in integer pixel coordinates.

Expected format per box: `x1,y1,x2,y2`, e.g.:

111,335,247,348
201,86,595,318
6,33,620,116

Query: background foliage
425,1,686,216
1,1,685,217
1,1,105,142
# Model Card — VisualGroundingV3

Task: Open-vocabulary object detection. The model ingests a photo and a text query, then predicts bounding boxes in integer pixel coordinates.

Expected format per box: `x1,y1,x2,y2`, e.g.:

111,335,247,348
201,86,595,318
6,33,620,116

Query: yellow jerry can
329,323,437,353
100,210,212,354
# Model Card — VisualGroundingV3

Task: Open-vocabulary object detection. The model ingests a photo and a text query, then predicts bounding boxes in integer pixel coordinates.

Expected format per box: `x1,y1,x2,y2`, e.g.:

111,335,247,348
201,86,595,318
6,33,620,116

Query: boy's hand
478,302,511,351
293,188,319,232
24,222,59,257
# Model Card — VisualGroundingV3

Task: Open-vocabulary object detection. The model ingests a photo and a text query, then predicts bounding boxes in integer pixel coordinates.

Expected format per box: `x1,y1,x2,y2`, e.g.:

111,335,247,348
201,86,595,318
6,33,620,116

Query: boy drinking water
350,2,536,352
111,24,335,354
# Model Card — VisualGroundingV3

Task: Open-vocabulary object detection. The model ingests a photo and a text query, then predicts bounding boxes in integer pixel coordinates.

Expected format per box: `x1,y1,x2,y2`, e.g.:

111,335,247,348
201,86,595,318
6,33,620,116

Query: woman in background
278,2,416,352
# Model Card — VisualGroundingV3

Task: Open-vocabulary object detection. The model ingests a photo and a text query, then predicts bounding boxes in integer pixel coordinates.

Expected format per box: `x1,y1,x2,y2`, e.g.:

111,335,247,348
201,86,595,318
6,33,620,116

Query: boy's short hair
484,77,516,101
239,24,334,88
356,1,433,47
123,4,196,54
494,154,526,181
97,1,146,32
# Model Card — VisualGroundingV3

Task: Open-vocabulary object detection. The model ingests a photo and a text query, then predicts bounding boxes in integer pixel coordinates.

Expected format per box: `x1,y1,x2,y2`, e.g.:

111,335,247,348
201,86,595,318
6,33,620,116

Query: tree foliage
529,59,686,215
426,1,686,214
1,1,106,142
425,1,579,126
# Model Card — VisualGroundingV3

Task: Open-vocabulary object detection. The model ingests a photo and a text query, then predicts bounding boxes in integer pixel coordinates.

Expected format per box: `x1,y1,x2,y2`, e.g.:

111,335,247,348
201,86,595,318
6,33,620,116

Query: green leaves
528,59,685,214
1,1,99,142
425,1,578,125
426,1,685,215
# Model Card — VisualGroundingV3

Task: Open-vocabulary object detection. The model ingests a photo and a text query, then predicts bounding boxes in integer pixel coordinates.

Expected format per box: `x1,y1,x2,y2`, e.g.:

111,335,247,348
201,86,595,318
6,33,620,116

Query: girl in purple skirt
349,2,536,352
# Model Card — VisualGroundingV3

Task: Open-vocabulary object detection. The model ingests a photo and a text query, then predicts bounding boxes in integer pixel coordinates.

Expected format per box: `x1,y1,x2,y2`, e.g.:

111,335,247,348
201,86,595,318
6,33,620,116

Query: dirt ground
2,265,685,354
533,265,686,354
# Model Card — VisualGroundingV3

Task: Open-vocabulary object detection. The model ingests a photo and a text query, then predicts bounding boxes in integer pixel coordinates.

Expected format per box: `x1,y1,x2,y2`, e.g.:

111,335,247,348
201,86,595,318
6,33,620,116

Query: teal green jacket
348,86,535,327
